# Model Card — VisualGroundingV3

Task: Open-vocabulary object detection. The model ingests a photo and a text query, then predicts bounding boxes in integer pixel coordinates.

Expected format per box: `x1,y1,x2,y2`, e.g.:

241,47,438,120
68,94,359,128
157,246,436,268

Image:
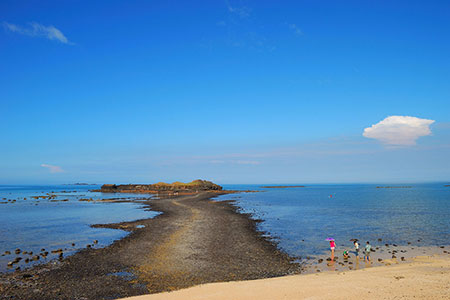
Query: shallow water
0,185,158,272
218,183,450,260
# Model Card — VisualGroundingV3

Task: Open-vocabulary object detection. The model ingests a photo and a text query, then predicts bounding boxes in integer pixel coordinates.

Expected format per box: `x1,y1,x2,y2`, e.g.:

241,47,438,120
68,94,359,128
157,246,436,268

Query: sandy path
121,254,450,300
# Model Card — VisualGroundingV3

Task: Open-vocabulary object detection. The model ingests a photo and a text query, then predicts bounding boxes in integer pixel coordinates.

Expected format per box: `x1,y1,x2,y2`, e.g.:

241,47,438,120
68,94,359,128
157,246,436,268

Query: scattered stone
318,258,323,263
401,257,405,261
377,238,382,241
32,255,40,261
4,251,11,255
378,258,383,262
71,243,75,247
15,249,21,255
51,249,63,254
93,240,98,244
392,255,397,259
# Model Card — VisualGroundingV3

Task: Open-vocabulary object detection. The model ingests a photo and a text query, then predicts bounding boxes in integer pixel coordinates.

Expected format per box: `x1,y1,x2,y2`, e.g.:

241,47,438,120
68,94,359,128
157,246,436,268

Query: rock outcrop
95,180,223,194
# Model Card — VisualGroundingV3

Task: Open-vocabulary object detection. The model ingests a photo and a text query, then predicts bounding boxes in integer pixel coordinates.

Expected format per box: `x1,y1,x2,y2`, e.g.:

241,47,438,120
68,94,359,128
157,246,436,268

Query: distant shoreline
260,185,305,188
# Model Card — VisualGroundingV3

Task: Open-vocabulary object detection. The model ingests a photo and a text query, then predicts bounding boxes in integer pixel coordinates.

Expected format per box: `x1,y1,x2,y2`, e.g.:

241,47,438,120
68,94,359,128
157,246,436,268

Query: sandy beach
121,254,450,300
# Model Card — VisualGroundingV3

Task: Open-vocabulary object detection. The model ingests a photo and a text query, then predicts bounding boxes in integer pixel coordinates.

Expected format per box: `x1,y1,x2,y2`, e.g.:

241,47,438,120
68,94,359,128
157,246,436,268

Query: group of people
329,239,372,262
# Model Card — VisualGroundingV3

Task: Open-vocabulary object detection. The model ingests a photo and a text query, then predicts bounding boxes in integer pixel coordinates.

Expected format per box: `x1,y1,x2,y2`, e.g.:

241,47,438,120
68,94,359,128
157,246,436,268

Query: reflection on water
218,183,450,259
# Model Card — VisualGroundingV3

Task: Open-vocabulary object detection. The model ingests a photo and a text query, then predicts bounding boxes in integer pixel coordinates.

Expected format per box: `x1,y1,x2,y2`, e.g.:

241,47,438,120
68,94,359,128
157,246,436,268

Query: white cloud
234,160,260,165
226,2,250,18
3,22,72,44
41,164,64,173
289,23,303,36
363,116,435,146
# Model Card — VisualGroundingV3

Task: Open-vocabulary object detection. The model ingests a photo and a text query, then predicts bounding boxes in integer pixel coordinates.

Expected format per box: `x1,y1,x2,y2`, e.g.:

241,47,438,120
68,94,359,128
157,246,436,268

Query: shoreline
120,253,450,300
1,190,448,299
0,191,300,300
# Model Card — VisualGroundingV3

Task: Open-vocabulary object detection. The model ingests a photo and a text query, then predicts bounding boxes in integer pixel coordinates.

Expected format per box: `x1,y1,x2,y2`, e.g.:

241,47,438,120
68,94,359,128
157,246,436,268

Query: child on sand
364,241,372,262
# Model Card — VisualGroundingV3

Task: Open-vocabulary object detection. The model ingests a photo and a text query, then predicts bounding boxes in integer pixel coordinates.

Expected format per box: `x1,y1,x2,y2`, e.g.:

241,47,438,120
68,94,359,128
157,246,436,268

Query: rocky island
95,179,223,194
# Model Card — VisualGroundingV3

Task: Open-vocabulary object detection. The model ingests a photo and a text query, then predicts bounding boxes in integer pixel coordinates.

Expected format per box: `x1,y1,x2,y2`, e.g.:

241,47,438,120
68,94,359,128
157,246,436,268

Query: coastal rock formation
96,180,223,194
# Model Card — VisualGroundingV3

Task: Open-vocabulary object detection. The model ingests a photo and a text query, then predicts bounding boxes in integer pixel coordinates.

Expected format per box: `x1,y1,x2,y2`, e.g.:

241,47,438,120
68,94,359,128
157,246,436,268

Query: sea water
218,183,450,259
0,185,158,273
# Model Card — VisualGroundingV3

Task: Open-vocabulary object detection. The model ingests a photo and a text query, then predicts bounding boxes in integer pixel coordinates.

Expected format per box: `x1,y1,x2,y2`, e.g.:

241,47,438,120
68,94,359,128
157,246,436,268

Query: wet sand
0,192,300,300
120,254,450,300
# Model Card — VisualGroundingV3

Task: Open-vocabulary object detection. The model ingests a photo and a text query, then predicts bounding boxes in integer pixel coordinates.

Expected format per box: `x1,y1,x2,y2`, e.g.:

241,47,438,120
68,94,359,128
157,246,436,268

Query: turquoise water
219,183,450,259
0,185,158,272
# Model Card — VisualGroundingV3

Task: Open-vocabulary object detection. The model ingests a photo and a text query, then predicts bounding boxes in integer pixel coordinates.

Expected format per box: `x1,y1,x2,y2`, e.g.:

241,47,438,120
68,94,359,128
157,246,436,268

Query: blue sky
1,0,449,184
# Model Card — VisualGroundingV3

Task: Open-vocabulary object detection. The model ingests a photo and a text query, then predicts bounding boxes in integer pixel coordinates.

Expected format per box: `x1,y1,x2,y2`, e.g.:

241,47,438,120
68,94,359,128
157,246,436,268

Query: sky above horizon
1,0,450,184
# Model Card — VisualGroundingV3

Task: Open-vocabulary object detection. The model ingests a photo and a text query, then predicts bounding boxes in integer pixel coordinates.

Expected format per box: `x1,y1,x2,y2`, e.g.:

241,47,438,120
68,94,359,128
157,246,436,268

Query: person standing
354,240,360,258
330,239,336,259
364,241,372,262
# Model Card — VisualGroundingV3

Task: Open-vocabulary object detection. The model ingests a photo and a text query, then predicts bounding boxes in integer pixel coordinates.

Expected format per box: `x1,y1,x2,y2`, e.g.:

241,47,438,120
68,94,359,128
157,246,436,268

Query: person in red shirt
330,240,336,259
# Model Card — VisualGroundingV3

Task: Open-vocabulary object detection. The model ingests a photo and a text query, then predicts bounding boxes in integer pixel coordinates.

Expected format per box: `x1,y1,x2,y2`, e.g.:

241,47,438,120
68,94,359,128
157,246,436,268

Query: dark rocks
401,257,405,261
4,250,11,255
51,249,63,254
377,238,382,241
32,255,40,261
318,258,323,263
15,249,21,255
93,240,98,244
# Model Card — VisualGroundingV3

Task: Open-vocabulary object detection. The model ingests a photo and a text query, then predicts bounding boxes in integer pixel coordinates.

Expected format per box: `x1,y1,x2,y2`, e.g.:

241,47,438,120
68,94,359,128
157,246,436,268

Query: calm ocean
218,183,450,259
0,185,158,272
1,183,449,272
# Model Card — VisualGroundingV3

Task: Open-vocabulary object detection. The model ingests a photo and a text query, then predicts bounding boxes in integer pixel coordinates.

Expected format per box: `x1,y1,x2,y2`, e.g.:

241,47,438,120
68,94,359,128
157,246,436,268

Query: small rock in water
71,243,75,247
378,258,383,262
385,244,389,247
41,248,45,252
86,244,91,248
4,251,11,255
93,240,98,244
32,255,40,261
318,258,323,263
378,238,382,241
15,249,21,255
